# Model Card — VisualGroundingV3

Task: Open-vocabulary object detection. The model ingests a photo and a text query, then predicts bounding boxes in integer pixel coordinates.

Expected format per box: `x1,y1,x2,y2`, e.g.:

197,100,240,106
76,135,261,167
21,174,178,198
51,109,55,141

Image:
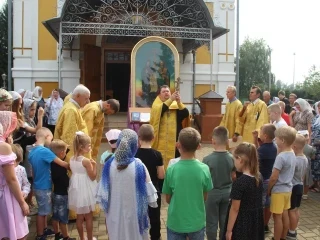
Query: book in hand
228,136,243,149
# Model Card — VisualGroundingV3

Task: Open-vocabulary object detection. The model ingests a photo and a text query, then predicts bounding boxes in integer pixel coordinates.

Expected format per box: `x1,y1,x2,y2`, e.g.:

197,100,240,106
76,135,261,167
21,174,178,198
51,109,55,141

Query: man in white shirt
268,103,288,128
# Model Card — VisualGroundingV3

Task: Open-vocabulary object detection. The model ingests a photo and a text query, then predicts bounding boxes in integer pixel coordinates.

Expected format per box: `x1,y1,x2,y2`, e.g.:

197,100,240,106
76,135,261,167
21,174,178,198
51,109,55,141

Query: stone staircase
102,112,128,142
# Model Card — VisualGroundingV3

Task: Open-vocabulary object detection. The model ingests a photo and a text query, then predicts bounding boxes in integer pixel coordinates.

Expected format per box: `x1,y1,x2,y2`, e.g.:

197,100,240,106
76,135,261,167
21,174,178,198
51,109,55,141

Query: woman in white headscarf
23,90,33,100
45,89,63,134
290,98,314,138
33,86,45,108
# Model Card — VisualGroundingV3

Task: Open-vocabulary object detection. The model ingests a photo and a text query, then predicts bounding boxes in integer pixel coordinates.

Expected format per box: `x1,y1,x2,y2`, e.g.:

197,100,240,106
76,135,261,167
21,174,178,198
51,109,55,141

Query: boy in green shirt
162,127,213,239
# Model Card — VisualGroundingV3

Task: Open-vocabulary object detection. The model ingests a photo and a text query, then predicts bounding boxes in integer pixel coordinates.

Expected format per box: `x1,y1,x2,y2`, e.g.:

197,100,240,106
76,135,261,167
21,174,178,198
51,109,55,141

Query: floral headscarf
0,111,17,141
99,129,149,235
0,89,13,102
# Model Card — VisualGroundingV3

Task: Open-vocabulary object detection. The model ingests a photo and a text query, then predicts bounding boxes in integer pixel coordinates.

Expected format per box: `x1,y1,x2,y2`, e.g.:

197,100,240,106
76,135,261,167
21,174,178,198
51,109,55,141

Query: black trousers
149,193,161,240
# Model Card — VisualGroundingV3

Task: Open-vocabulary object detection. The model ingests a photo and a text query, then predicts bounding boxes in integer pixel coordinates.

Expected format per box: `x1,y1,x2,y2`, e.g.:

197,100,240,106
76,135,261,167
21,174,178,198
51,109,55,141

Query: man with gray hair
219,86,243,142
54,84,91,220
263,91,273,106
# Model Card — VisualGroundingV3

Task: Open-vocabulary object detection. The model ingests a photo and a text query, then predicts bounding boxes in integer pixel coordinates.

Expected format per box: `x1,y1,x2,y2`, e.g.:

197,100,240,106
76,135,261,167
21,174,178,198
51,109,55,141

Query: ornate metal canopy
43,0,228,53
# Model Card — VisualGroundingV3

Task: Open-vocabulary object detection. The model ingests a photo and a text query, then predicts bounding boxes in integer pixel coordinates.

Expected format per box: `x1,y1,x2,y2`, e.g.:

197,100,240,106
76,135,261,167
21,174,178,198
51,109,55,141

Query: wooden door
84,44,101,101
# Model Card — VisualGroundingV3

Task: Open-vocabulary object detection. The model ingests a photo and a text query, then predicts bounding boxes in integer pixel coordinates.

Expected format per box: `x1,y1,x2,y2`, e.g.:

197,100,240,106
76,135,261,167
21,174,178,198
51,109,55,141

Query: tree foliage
0,0,7,86
238,37,274,99
300,65,320,100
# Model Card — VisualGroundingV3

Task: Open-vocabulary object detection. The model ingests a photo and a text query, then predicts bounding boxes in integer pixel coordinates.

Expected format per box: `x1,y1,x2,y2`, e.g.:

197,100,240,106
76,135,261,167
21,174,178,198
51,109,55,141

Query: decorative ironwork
62,0,213,29
61,22,211,41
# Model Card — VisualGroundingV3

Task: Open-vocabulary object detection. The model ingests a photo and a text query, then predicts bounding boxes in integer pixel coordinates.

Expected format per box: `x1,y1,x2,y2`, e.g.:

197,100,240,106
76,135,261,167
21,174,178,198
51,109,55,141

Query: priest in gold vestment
54,84,91,219
219,86,243,140
82,99,120,161
150,85,190,169
239,86,269,143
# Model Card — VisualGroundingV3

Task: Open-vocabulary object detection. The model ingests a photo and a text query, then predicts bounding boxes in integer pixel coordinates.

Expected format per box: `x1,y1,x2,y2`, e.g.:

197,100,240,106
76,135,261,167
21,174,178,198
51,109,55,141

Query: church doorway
105,61,130,112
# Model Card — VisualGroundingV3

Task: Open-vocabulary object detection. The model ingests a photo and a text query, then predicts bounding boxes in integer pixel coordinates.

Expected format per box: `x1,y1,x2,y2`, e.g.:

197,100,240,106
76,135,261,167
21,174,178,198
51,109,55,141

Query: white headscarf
33,86,43,101
23,90,34,99
17,89,25,95
9,91,22,101
294,98,312,112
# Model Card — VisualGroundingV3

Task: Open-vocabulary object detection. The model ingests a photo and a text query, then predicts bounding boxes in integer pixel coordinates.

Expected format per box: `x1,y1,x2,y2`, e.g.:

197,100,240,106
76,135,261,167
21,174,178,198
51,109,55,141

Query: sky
1,0,318,85
237,0,320,85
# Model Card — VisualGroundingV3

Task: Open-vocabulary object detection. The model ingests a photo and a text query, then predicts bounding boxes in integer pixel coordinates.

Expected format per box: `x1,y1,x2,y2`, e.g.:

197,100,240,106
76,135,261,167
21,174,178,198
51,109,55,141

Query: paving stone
26,143,320,239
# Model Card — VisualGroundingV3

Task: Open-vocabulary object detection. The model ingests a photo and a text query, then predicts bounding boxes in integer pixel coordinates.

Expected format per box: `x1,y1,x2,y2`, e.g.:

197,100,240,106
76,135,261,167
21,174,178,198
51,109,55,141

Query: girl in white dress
68,132,97,240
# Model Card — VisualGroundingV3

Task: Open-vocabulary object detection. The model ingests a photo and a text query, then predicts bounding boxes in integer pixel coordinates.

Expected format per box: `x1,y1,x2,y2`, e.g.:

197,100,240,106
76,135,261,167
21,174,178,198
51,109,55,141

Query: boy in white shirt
268,103,288,129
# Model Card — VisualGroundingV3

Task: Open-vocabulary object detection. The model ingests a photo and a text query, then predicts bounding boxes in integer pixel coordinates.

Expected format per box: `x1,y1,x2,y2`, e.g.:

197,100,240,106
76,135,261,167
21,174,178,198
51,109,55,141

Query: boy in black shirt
253,124,277,233
135,124,165,240
50,140,75,240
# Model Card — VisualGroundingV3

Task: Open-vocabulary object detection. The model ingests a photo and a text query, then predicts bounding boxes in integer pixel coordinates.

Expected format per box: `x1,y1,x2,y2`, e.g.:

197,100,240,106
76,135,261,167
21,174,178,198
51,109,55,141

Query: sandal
310,188,320,192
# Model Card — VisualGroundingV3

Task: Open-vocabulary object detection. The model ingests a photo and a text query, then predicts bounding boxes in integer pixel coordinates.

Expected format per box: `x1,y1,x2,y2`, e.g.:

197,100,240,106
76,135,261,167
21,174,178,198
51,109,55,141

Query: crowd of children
0,108,314,240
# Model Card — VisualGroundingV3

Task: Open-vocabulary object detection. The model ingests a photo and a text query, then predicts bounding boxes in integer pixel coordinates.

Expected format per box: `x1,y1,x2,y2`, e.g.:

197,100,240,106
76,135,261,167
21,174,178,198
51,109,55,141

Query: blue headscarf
98,129,149,235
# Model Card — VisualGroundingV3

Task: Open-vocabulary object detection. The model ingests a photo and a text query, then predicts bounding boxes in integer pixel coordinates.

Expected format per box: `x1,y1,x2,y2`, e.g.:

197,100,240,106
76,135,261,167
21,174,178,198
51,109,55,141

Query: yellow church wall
196,2,213,64
195,84,215,98
35,82,59,98
38,0,57,60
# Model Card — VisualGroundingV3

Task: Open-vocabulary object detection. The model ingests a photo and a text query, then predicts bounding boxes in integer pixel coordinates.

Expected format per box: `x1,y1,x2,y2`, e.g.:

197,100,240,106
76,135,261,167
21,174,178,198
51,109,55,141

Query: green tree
301,65,320,100
0,1,8,87
238,37,274,99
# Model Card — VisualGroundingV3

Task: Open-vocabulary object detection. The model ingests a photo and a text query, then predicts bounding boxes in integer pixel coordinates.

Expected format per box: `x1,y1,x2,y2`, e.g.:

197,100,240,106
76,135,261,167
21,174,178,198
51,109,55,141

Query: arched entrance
43,0,228,109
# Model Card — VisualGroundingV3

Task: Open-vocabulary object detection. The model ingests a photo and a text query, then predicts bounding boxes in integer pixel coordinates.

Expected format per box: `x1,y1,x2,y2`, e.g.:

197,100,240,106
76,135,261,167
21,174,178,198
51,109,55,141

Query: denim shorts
34,189,52,216
263,179,271,207
52,194,69,224
167,227,205,240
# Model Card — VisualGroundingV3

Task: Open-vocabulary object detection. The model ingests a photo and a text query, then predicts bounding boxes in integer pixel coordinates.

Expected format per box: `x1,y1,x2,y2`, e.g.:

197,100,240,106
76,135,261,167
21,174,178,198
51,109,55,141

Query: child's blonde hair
178,127,201,153
275,126,297,146
50,139,68,156
268,103,281,113
212,126,228,145
11,144,23,163
233,143,260,186
294,134,306,150
73,132,91,156
138,124,154,142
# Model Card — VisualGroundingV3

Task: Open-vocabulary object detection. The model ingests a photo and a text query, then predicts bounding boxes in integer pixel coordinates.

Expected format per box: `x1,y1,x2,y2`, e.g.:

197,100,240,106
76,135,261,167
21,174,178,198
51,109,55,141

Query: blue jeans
263,179,271,207
34,189,52,216
52,194,69,224
167,227,205,240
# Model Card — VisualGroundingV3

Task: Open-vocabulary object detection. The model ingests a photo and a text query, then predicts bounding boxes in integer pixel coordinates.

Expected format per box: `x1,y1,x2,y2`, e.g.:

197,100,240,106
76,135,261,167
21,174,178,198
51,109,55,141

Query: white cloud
237,0,320,85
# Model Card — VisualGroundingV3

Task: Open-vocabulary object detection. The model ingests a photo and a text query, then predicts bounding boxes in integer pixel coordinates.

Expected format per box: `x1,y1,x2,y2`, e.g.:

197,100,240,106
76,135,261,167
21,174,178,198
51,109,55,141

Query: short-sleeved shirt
203,151,234,193
162,160,213,233
257,143,277,180
272,151,296,193
293,110,314,131
273,118,288,129
303,144,315,160
28,145,57,190
135,148,163,191
292,155,308,186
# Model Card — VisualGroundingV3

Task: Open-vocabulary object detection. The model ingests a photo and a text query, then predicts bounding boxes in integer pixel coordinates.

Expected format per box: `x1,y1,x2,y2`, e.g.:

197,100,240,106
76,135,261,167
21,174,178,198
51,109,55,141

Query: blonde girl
68,132,97,240
224,143,264,240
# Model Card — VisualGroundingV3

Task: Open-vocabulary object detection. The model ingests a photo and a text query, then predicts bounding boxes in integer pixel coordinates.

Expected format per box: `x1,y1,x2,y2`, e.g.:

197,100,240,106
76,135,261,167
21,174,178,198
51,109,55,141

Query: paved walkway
27,144,320,240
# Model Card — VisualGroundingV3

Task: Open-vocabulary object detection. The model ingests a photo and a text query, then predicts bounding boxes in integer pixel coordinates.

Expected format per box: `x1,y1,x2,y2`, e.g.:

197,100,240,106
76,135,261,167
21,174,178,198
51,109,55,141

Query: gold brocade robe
150,97,190,169
219,99,243,138
81,101,105,161
239,99,269,143
63,93,72,105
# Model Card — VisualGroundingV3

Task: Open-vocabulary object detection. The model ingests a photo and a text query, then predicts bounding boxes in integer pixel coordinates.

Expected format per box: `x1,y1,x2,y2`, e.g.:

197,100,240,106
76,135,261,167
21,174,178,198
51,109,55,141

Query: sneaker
35,235,46,240
55,233,63,240
286,231,297,240
43,228,55,237
264,225,270,233
302,194,308,200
